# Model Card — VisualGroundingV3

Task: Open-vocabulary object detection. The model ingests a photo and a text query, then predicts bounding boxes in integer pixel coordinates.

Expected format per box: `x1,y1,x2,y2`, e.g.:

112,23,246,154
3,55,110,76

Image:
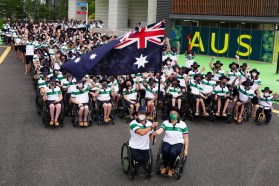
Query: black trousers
162,142,183,169
256,107,272,123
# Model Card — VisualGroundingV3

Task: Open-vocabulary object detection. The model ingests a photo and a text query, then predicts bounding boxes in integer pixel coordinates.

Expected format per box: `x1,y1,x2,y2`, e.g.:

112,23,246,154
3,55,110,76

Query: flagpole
153,44,163,145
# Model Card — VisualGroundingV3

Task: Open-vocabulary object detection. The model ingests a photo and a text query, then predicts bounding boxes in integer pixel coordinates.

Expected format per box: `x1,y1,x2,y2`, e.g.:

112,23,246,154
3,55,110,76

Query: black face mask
102,84,107,88
127,84,131,87
173,83,178,87
193,67,198,70
221,82,226,86
215,66,220,69
50,82,56,86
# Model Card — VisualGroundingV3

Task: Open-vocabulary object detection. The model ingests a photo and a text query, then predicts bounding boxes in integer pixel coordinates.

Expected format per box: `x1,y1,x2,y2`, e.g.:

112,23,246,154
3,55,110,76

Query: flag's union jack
115,20,165,49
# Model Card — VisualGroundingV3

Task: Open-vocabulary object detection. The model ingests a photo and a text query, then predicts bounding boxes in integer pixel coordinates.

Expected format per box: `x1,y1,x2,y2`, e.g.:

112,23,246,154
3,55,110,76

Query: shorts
20,45,26,53
25,55,33,64
129,147,150,164
14,45,19,51
47,100,61,107
251,96,258,104
191,94,201,102
125,100,137,107
99,100,111,107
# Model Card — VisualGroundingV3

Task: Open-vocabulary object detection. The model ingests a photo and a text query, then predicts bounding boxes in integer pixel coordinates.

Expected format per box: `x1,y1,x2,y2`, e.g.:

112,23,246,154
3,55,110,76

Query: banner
171,25,275,62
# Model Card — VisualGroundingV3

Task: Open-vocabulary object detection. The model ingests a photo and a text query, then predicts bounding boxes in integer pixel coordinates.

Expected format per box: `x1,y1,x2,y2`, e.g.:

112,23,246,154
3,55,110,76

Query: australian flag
61,20,165,80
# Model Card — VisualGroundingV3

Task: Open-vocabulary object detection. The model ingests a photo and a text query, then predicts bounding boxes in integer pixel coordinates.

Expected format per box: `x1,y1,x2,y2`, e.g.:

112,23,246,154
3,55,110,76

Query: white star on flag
134,54,148,69
74,57,81,63
89,53,97,60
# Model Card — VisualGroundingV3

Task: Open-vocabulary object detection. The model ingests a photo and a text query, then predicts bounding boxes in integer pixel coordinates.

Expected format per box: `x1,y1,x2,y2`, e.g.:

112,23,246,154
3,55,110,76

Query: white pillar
147,0,157,24
108,0,128,29
95,0,109,27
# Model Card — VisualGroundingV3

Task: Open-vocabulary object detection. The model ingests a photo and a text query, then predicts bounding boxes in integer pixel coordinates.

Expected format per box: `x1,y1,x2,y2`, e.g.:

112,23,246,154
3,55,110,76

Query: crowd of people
1,19,278,178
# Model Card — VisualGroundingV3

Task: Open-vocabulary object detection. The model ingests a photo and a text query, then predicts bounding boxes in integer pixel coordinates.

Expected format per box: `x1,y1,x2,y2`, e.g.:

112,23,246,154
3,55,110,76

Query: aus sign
171,26,274,62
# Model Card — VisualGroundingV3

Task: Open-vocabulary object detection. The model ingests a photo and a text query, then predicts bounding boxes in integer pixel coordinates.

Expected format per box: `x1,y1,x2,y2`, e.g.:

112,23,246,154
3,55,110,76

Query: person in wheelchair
176,67,188,94
189,74,209,116
213,76,230,117
129,106,158,176
71,78,95,127
43,76,63,126
152,107,189,176
234,79,255,123
255,87,278,125
122,79,140,119
201,72,216,106
144,78,158,120
166,78,182,110
93,77,114,123
35,67,51,94
209,58,225,82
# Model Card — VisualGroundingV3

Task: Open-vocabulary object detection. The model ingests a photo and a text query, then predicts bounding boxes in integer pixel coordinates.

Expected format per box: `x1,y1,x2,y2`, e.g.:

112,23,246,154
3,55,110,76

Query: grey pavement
0,48,278,186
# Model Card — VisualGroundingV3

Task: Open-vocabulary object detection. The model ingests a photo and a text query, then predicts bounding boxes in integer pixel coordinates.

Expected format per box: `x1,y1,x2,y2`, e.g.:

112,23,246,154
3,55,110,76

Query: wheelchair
256,107,267,125
121,142,153,180
210,95,235,123
71,103,93,127
62,90,72,117
96,99,116,125
117,95,135,123
187,93,213,121
42,101,64,128
35,89,44,115
233,101,252,124
156,142,187,180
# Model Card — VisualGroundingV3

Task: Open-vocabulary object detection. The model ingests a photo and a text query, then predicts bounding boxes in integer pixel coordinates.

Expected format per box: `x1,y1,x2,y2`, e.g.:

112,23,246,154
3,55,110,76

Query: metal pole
86,2,88,32
276,52,279,74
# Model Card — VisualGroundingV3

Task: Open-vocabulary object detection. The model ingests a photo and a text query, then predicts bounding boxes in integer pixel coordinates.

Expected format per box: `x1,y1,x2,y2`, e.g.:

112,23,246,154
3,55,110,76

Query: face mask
264,93,269,97
61,59,65,63
215,66,220,69
170,113,178,120
221,82,226,86
232,67,237,70
173,83,178,87
50,82,56,86
138,114,146,121
102,83,107,88
127,84,131,87
252,72,257,77
77,83,83,88
193,67,198,70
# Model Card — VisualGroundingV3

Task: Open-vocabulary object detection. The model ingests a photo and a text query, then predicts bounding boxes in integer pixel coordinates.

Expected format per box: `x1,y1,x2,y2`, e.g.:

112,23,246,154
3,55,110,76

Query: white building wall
108,0,128,29
147,0,157,24
128,0,148,28
95,0,109,27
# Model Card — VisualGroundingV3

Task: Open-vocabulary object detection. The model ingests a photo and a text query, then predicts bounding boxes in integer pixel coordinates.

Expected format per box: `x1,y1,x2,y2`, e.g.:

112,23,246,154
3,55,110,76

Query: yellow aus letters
190,32,205,52
236,35,252,56
211,33,229,54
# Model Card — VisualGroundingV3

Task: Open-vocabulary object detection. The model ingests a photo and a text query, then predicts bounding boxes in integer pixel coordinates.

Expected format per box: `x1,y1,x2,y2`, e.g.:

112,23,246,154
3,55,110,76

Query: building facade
170,0,279,63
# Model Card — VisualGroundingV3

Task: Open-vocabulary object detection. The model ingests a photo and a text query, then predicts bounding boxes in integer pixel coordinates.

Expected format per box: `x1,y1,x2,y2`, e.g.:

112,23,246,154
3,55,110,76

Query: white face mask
252,72,257,77
77,83,83,88
264,93,269,97
138,114,146,121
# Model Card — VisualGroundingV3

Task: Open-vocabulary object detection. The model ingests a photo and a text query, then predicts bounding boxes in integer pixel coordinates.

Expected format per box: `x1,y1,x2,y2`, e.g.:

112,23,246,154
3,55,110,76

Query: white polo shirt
62,79,77,93
168,86,181,97
38,78,47,89
97,87,112,101
71,84,90,103
258,95,273,109
213,69,225,81
46,86,62,101
123,87,137,100
214,85,230,96
238,85,255,102
201,79,216,94
145,85,158,99
189,80,204,95
227,70,240,85
129,120,152,150
177,74,188,87
188,70,203,81
26,41,35,56
161,120,188,145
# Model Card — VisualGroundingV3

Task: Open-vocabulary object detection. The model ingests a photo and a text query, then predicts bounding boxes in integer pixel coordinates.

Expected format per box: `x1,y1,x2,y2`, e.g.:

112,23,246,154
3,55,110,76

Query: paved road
0,48,279,186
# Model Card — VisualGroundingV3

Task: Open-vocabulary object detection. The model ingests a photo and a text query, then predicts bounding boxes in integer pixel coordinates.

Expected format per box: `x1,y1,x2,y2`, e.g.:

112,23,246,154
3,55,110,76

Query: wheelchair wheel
174,156,187,180
71,106,79,127
156,143,163,175
187,114,194,121
208,115,215,122
121,143,135,180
